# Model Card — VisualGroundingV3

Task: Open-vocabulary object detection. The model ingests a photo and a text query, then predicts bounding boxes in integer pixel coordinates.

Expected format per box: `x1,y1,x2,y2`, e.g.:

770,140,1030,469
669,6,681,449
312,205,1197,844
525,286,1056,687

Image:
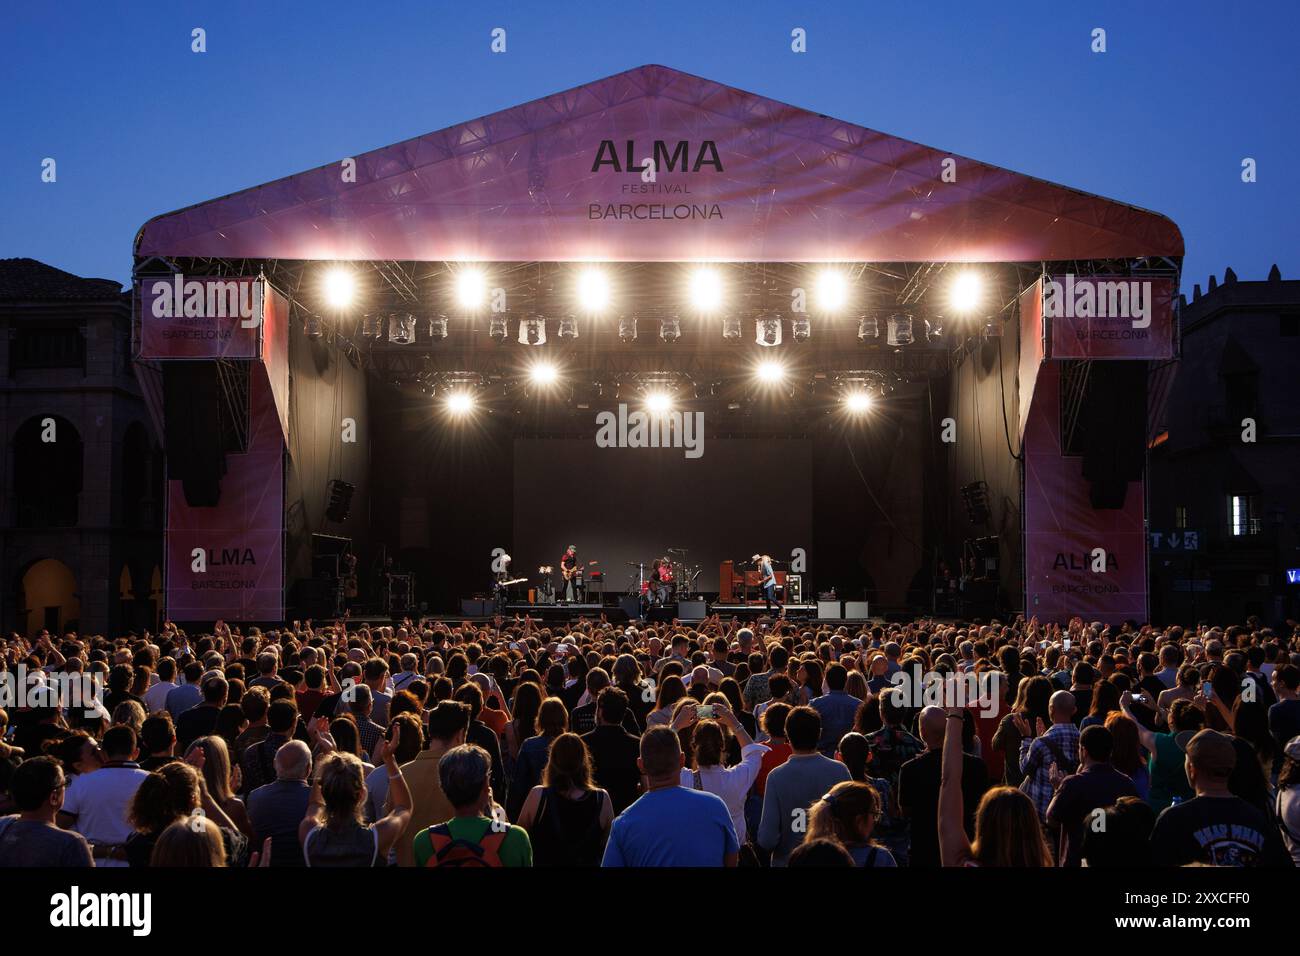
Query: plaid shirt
1018,722,1080,821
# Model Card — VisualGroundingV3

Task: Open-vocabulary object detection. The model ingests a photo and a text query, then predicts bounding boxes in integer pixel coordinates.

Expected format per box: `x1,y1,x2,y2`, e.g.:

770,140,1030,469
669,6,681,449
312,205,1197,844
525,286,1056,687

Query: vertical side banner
165,371,285,621
1023,362,1147,623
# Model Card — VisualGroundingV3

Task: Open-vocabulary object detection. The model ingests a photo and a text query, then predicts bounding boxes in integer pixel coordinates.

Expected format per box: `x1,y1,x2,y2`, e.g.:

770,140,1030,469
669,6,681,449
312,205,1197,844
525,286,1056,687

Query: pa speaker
676,600,707,621
163,362,225,506
326,480,355,523
1081,362,1146,509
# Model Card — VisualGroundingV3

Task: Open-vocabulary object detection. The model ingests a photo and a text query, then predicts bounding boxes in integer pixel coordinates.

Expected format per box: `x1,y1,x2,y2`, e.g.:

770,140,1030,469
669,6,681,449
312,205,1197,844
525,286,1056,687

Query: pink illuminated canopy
136,64,1183,264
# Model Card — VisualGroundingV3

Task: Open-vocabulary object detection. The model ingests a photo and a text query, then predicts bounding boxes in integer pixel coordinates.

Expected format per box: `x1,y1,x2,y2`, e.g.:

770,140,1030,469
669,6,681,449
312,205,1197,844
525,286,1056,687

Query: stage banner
1023,362,1147,623
1043,274,1176,360
1017,279,1045,442
165,370,284,621
137,275,264,360
260,283,291,440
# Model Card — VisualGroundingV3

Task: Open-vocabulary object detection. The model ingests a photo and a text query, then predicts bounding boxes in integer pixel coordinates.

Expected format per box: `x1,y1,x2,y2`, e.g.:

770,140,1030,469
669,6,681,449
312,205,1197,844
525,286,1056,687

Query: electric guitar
562,560,598,580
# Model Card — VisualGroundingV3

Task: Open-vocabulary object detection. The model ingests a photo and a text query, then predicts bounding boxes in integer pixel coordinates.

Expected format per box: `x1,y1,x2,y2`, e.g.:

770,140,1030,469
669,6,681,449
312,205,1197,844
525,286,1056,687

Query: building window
1174,505,1188,530
9,326,85,373
1229,494,1260,537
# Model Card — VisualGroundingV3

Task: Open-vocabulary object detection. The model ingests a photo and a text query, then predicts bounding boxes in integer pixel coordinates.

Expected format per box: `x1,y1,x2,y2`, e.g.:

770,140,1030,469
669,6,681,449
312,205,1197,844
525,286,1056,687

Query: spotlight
387,313,417,345
427,315,448,341
618,316,637,343
857,316,879,342
791,316,811,343
949,270,984,314
756,316,782,347
721,316,742,341
756,360,786,384
305,316,323,338
518,316,546,346
982,317,1002,338
926,319,944,343
576,268,610,313
688,267,724,312
558,315,579,340
813,269,851,312
660,318,681,343
645,391,672,415
454,267,488,310
445,391,475,415
322,267,355,310
530,362,558,386
886,313,914,347
845,390,873,414
488,315,509,343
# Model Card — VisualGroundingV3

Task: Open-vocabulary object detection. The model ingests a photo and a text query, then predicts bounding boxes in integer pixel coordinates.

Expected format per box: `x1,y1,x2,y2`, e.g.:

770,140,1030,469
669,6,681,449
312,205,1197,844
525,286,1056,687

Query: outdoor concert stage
131,65,1181,630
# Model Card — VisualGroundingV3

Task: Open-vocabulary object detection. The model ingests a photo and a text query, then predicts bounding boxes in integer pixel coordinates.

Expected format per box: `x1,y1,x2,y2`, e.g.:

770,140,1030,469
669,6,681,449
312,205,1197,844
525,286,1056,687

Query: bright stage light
813,269,851,312
949,270,984,314
323,268,356,309
791,316,811,343
756,360,786,384
446,391,475,415
688,267,724,312
618,316,637,343
660,318,681,343
488,315,509,343
454,268,488,310
857,316,879,342
645,391,672,415
721,316,742,341
518,316,546,346
755,316,782,347
845,391,873,414
576,268,611,313
530,362,558,386
558,315,579,340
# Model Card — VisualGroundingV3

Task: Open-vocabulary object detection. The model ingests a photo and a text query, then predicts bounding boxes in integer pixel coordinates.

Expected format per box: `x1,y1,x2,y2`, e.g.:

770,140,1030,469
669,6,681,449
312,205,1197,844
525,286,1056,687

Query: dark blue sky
2,1,1296,292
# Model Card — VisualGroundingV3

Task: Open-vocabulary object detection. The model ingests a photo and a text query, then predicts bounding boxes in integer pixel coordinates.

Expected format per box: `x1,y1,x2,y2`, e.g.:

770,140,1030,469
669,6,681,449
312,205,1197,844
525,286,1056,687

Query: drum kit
627,547,703,608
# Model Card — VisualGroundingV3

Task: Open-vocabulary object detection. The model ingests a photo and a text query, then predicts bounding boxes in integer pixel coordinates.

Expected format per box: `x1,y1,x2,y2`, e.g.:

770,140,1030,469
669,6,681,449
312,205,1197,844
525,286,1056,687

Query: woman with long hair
991,674,1052,787
505,681,544,764
151,815,227,867
186,735,254,838
804,780,896,867
126,761,247,867
508,696,569,821
299,733,411,867
516,732,612,866
1082,679,1121,729
1275,736,1300,865
1104,712,1150,799
836,731,905,864
645,675,687,728
940,705,1052,867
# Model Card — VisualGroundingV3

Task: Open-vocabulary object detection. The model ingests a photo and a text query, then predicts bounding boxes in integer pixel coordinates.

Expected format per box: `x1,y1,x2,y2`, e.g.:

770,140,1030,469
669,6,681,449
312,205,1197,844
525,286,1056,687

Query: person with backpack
412,744,532,867
516,733,612,866
1015,690,1079,825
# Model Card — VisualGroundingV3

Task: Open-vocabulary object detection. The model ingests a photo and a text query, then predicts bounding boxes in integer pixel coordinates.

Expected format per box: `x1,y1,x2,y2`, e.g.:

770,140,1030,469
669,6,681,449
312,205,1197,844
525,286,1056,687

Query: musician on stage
752,553,783,615
560,544,582,603
493,553,513,614
650,557,675,606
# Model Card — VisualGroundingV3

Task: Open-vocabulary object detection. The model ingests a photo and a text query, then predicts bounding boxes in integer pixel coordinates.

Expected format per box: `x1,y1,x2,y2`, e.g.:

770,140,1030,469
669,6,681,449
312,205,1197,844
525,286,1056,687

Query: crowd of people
1,612,1298,868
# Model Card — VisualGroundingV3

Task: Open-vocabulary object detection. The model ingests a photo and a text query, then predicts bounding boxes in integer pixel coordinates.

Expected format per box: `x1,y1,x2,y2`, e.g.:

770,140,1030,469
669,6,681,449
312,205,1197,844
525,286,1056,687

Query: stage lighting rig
454,267,489,310
489,315,509,344
813,268,851,312
322,267,356,310
755,315,782,347
388,313,417,345
529,361,558,386
660,317,681,343
688,266,724,312
886,313,914,347
948,270,984,315
721,316,742,341
558,315,579,340
618,316,637,343
756,360,786,384
575,267,611,313
791,316,811,343
518,316,546,346
857,316,879,342
427,315,448,341
445,391,475,415
361,314,383,338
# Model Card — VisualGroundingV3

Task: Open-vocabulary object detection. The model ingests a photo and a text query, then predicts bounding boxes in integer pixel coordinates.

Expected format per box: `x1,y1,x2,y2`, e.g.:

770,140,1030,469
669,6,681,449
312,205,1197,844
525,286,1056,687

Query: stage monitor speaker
844,600,870,619
618,595,642,620
817,600,842,620
676,600,707,621
460,598,492,617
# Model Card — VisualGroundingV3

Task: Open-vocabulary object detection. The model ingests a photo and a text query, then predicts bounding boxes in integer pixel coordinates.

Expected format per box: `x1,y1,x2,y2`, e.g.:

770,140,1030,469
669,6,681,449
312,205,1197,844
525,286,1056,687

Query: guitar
562,560,598,580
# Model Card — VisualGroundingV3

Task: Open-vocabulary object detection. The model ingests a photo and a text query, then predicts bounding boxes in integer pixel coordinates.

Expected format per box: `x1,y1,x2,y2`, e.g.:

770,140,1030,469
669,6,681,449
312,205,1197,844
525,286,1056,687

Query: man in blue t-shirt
601,726,739,867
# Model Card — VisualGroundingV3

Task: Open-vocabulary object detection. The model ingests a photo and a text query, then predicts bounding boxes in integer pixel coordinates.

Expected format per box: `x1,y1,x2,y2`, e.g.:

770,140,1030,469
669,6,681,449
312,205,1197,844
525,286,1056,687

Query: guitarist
752,553,783,615
560,544,582,603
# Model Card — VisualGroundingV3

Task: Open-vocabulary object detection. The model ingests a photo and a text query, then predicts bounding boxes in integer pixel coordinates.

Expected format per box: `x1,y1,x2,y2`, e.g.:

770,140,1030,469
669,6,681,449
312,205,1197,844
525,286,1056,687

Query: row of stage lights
313,264,991,346
435,356,879,418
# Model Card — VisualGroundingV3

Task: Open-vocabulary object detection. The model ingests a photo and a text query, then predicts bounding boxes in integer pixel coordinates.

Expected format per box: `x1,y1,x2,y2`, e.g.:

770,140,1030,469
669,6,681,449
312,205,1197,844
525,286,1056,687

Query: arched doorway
13,415,83,527
19,558,80,636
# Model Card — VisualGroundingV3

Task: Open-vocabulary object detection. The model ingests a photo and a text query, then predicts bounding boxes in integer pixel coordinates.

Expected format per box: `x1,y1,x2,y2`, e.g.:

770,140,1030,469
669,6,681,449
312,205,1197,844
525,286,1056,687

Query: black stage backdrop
512,438,812,595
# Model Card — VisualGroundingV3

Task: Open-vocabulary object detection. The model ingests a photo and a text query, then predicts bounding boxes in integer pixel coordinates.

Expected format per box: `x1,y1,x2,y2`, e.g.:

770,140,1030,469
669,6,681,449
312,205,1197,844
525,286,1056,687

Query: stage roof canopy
136,64,1182,265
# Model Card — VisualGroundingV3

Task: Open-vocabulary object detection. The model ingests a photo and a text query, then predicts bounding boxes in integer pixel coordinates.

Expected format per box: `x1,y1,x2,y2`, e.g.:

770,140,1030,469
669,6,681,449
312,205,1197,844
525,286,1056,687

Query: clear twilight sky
2,0,1296,292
